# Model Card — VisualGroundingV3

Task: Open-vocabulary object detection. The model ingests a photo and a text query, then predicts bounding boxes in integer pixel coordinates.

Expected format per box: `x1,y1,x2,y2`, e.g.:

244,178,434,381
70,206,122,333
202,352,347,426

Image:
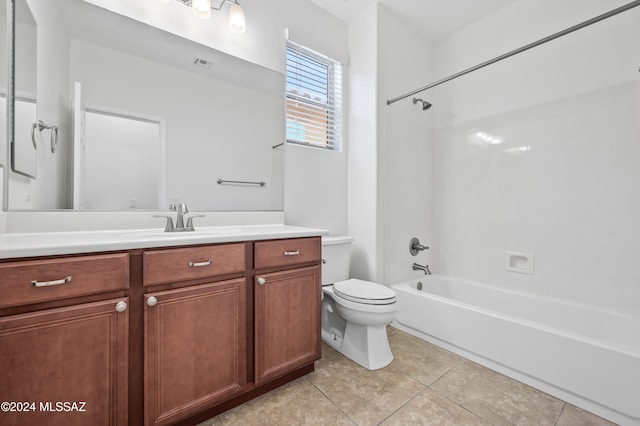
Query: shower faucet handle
409,237,429,256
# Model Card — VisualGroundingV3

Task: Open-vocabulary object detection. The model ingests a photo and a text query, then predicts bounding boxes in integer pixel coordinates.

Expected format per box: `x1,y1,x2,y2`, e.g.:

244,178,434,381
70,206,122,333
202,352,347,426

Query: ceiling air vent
193,58,212,69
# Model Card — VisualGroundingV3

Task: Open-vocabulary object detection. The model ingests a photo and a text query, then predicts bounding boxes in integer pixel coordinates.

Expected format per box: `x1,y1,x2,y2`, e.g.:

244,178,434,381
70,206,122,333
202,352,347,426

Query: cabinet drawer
0,253,130,309
143,243,246,286
254,237,320,270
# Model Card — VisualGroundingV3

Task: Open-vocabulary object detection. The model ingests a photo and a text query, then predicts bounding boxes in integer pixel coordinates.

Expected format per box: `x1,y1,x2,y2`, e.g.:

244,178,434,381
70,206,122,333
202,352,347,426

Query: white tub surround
0,223,328,259
392,276,640,426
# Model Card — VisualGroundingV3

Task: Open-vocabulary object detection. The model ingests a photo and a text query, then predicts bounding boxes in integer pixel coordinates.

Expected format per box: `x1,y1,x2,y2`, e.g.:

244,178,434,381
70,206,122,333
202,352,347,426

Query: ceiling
308,0,518,41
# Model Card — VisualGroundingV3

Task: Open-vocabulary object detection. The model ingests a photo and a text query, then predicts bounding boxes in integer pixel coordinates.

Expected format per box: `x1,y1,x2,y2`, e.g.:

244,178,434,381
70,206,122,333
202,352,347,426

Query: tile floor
199,327,616,426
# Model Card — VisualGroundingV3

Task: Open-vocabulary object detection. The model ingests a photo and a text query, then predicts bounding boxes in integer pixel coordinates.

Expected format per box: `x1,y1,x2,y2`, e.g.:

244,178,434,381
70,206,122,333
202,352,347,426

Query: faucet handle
185,215,205,231
176,203,189,214
409,237,429,256
153,215,175,232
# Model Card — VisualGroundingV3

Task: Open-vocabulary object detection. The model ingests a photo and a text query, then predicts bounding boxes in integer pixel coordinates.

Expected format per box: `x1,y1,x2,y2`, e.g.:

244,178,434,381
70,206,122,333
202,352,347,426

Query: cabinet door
254,266,321,385
0,298,129,426
144,279,246,426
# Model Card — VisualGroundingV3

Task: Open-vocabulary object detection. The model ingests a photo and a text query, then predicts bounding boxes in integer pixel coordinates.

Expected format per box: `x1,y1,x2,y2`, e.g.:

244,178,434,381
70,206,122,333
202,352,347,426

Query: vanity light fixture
157,0,246,34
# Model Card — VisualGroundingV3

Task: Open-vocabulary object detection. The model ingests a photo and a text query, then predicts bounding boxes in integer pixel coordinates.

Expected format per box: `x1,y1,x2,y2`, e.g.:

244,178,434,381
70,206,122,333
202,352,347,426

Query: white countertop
0,224,328,259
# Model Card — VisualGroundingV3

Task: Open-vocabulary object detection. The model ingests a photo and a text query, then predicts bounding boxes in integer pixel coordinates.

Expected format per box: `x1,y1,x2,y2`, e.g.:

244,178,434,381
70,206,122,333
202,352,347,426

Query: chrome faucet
409,237,429,256
413,263,432,275
153,203,204,232
174,203,188,229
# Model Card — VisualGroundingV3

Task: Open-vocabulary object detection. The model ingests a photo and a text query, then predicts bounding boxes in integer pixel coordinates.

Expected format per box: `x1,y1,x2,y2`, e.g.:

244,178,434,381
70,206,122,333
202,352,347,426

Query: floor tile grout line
374,386,431,426
432,362,494,423
553,402,568,426
386,331,465,387
310,357,430,426
426,358,569,426
425,360,502,426
420,355,464,389
446,357,570,424
208,329,606,426
385,331,499,424
306,375,360,425
427,385,498,426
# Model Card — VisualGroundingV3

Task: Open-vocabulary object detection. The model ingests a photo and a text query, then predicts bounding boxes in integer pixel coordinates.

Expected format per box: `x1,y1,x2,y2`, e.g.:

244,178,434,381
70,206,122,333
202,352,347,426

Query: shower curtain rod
386,0,640,106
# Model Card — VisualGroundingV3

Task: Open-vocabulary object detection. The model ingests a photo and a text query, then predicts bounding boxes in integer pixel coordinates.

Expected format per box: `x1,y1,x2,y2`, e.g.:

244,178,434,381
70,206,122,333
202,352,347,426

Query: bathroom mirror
9,0,37,180
0,0,7,172
6,0,285,211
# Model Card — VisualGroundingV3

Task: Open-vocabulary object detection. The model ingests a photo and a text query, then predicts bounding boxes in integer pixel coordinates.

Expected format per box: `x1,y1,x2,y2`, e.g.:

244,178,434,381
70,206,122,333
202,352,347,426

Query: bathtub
391,276,640,426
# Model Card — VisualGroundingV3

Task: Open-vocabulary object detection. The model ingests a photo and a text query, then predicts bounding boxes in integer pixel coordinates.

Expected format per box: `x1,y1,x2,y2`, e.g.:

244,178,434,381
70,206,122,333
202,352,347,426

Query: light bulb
229,3,246,34
192,0,211,19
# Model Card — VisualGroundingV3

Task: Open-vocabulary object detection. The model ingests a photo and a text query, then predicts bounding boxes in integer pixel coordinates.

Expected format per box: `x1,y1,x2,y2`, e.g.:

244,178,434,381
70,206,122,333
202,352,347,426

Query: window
286,40,342,151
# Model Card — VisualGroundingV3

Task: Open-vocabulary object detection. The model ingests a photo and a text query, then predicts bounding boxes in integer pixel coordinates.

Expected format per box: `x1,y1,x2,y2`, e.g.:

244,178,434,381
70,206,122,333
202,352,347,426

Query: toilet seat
333,279,396,305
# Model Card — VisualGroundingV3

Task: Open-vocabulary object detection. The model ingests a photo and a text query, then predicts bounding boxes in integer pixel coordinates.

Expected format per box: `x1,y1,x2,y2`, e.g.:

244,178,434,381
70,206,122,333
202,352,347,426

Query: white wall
283,6,349,236
284,144,347,235
378,6,434,285
431,0,640,315
347,4,379,280
281,10,349,236
347,4,435,284
277,9,349,235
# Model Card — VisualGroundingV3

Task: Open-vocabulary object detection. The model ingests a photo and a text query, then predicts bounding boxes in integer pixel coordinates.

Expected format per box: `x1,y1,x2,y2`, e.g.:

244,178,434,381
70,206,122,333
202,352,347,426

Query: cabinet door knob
147,296,158,307
115,301,127,312
257,277,266,285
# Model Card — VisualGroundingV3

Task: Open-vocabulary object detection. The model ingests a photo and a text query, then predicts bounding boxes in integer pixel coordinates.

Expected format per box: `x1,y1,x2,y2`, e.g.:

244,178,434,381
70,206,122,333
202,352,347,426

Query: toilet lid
333,279,396,305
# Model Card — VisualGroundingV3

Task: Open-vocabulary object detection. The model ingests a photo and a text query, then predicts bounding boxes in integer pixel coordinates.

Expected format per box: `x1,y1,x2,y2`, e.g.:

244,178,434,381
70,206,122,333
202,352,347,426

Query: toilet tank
321,236,355,285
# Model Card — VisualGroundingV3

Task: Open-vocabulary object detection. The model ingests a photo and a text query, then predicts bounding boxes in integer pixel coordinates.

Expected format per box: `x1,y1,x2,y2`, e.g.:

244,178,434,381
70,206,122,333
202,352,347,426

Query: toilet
321,236,397,370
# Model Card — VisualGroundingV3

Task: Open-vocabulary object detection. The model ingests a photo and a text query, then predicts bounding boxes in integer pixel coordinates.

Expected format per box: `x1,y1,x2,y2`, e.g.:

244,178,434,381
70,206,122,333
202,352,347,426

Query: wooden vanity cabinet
0,253,130,426
0,236,322,426
142,244,248,426
142,237,322,424
254,237,321,385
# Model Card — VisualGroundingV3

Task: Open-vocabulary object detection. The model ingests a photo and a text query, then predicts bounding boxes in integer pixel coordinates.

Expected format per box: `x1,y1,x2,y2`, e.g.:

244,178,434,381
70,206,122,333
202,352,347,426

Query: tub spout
413,263,432,275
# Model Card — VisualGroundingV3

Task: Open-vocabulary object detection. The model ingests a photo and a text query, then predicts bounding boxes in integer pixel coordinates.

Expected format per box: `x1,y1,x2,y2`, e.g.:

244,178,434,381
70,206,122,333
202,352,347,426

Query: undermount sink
120,227,243,238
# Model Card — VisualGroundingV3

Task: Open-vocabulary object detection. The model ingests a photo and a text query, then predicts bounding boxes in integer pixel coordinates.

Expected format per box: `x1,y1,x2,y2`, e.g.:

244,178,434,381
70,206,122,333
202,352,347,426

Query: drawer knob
147,296,158,307
283,250,300,256
257,277,266,286
115,301,128,313
188,259,213,267
31,275,72,287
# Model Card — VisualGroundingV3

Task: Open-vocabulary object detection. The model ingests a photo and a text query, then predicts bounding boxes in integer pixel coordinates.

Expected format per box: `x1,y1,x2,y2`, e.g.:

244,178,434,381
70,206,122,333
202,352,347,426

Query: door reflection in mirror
79,109,163,210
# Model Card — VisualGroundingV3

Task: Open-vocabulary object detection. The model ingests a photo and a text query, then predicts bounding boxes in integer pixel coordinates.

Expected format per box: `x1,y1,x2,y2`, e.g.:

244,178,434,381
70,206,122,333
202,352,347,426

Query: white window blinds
286,40,343,151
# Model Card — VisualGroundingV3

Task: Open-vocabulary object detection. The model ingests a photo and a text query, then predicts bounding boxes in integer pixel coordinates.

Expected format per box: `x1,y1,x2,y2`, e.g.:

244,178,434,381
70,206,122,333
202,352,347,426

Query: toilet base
322,322,393,370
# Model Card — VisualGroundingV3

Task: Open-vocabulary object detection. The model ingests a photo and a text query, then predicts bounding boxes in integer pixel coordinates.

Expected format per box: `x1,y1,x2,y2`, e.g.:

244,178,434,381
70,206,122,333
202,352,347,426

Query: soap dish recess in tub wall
505,251,534,275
